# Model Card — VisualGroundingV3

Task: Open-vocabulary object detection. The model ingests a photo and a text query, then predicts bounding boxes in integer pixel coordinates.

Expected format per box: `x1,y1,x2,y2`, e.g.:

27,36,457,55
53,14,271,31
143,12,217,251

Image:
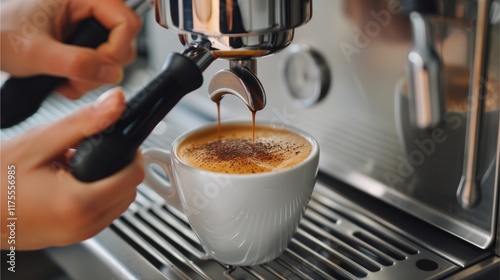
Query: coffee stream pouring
68,0,312,182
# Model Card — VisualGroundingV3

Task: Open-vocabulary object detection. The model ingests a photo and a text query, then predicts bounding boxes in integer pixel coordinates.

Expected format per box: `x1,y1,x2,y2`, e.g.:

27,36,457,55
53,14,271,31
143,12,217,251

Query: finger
65,149,77,161
88,151,145,204
29,88,126,164
50,154,71,172
44,151,141,211
97,188,137,225
92,1,142,64
57,80,104,100
74,188,137,244
56,84,85,100
61,153,142,239
31,36,123,84
115,40,138,66
52,148,77,168
51,186,136,248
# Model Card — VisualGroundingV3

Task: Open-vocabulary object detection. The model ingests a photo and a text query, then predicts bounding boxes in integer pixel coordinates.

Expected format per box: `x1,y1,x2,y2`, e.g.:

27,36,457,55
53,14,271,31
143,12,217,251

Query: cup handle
142,148,182,211
142,148,211,260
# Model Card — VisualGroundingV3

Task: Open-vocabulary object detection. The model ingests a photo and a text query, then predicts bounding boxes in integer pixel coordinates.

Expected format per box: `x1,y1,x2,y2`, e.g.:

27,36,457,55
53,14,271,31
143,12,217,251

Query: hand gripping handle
70,53,204,182
0,18,109,128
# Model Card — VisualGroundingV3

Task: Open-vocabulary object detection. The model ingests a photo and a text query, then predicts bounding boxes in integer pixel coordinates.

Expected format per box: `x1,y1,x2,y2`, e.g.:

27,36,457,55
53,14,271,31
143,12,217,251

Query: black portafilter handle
70,52,206,182
0,18,109,128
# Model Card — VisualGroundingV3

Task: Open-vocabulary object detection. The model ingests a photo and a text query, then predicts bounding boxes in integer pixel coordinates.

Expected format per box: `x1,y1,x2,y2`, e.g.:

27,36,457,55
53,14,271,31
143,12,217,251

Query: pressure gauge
281,44,331,107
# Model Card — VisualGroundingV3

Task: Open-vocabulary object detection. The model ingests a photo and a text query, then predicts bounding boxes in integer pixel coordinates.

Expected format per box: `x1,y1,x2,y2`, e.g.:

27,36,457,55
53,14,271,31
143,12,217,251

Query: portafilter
69,0,312,182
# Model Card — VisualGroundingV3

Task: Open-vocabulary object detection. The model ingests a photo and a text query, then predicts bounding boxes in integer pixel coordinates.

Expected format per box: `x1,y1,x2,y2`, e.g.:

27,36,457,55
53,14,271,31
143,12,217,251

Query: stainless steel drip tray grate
108,182,459,280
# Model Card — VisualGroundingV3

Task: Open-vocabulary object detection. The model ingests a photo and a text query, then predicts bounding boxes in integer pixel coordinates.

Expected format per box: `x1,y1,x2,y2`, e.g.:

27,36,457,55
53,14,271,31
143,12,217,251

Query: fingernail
94,89,120,111
97,64,123,83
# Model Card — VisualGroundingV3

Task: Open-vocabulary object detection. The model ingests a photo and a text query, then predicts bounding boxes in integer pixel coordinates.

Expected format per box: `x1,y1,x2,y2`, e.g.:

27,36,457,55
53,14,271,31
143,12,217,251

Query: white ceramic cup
142,122,320,266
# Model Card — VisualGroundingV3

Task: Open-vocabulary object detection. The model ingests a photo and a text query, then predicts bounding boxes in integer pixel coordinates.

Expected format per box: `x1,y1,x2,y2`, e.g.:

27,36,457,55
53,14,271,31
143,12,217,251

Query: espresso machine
1,0,499,279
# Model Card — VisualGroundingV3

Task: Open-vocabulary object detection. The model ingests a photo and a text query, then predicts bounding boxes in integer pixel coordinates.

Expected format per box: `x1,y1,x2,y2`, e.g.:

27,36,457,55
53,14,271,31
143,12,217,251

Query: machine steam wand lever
406,11,444,130
456,0,491,209
70,41,215,182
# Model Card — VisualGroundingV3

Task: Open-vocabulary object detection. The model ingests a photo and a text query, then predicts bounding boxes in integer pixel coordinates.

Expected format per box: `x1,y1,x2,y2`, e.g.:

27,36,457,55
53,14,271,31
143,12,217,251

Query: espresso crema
177,124,312,174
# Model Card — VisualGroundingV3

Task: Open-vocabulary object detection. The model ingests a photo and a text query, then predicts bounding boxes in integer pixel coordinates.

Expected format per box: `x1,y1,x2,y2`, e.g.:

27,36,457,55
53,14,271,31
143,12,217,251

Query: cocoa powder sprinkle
187,138,284,163
178,125,313,174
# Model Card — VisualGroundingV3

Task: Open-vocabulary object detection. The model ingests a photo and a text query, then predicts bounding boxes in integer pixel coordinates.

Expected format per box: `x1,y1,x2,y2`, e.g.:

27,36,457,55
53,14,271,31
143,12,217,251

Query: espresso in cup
178,123,312,174
143,121,319,265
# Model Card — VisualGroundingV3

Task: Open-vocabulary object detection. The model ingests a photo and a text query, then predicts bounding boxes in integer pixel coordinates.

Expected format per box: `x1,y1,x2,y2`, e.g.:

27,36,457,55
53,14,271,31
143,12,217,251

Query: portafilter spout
70,0,312,182
209,60,266,112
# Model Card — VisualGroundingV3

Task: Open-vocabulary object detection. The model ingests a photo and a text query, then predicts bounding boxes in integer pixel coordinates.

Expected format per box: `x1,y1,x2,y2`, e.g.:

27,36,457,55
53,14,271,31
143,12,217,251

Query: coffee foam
177,124,312,174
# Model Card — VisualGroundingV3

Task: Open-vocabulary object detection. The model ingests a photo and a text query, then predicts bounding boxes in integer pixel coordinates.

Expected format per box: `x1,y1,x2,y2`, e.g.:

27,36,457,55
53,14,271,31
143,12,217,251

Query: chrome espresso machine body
23,0,499,279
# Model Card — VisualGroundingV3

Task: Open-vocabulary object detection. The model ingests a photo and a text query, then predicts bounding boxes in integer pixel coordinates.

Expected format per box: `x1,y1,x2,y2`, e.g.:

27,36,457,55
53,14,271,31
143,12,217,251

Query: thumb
33,36,123,84
32,88,126,163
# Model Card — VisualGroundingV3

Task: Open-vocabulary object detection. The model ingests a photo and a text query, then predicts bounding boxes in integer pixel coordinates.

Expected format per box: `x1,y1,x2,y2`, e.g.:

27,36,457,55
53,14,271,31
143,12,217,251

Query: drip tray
49,181,459,280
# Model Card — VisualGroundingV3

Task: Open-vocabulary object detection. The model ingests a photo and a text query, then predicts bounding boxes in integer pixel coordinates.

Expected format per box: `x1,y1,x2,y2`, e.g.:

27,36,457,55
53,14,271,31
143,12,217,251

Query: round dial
282,44,331,107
